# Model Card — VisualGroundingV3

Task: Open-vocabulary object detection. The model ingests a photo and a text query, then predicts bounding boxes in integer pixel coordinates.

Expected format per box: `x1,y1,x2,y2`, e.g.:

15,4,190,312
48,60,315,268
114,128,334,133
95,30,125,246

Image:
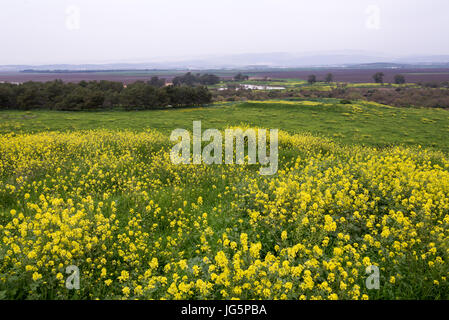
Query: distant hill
1,51,449,72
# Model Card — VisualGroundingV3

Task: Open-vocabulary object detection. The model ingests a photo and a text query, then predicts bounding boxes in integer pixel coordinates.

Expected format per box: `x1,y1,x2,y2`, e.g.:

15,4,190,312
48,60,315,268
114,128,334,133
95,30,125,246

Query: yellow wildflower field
0,129,448,299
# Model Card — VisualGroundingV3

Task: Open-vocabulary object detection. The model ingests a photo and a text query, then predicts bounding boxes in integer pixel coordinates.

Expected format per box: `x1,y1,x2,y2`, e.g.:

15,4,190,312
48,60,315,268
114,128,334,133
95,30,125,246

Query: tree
0,79,212,111
173,72,196,86
394,74,406,85
84,89,105,109
173,72,220,86
325,73,334,83
0,85,16,109
148,76,166,88
120,81,166,109
95,80,124,92
60,87,89,110
308,75,317,84
16,82,46,109
373,72,385,84
234,73,249,81
199,74,220,85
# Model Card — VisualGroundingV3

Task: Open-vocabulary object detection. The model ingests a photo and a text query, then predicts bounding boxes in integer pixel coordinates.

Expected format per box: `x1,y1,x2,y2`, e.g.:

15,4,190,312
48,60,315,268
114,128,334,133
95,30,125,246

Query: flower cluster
0,129,448,299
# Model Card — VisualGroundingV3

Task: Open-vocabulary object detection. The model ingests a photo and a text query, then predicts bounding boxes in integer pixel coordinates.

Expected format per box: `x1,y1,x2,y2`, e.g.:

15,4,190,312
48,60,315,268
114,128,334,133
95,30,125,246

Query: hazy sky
1,0,449,64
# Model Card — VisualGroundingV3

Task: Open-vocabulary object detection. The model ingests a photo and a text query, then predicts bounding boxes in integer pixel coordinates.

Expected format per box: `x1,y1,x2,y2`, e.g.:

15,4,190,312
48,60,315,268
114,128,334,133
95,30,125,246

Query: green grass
1,100,449,300
213,78,418,90
1,99,449,152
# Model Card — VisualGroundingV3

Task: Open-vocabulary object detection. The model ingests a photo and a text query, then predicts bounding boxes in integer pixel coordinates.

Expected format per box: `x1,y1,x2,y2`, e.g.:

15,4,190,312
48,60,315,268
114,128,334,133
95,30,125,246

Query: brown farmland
251,68,449,83
1,68,449,84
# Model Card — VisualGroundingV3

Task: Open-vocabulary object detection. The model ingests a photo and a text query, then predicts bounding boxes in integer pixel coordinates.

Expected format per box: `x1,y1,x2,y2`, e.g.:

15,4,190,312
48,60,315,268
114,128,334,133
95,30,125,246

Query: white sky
1,0,449,64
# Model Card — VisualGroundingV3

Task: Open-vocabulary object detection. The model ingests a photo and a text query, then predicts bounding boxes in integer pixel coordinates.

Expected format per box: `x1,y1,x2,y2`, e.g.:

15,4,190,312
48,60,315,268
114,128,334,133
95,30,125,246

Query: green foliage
0,80,213,111
1,99,449,152
308,75,317,84
148,76,166,88
394,74,406,85
234,73,249,81
173,72,220,86
373,72,385,84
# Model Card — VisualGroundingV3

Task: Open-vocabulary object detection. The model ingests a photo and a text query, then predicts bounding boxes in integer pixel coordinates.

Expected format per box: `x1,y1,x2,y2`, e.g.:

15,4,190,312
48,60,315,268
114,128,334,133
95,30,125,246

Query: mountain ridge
1,52,449,72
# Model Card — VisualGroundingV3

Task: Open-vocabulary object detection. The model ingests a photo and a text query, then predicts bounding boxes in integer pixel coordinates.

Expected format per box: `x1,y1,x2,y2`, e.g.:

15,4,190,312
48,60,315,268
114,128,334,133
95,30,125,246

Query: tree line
172,72,220,86
0,78,212,111
306,73,407,85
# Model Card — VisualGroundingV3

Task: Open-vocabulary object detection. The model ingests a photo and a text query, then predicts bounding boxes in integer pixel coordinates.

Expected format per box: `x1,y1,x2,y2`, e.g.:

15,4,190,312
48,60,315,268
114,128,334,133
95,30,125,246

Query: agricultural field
3,68,449,84
249,68,449,84
1,99,449,300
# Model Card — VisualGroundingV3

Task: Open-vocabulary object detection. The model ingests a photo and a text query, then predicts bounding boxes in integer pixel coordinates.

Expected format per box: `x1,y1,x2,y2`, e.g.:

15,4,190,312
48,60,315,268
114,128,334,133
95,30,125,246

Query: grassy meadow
1,99,449,300
1,99,449,151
